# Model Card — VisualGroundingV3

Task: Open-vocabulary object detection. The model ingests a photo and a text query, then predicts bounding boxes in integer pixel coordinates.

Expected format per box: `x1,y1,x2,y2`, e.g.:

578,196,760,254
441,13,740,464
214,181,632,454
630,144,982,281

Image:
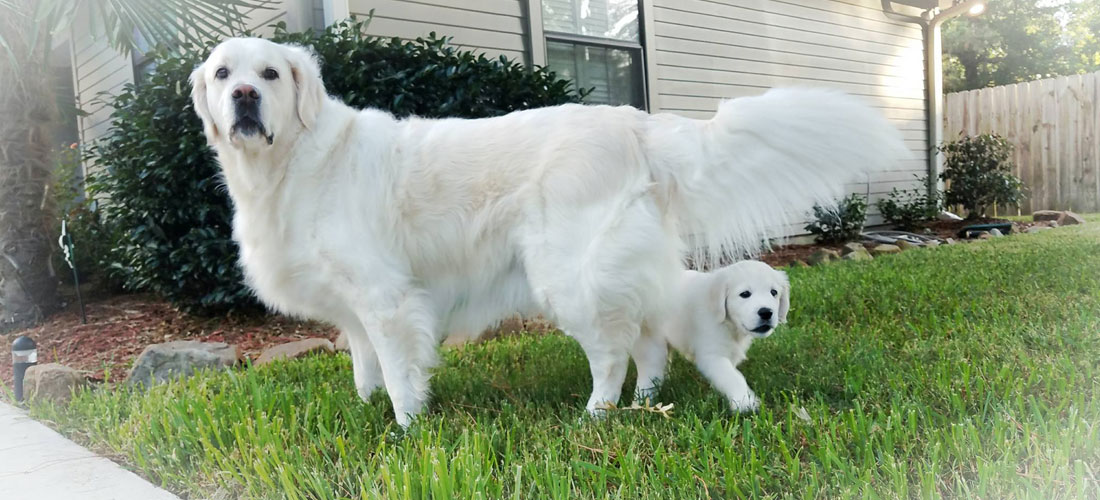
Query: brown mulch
0,293,336,388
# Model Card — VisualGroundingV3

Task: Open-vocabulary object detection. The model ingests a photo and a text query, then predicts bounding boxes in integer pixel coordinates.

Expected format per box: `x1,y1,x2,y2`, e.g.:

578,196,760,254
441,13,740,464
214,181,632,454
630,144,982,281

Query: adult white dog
642,261,790,413
190,38,907,427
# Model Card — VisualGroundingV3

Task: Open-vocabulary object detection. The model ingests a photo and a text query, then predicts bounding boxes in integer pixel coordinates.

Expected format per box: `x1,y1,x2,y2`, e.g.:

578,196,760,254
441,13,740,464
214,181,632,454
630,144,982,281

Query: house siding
348,0,529,63
648,0,929,226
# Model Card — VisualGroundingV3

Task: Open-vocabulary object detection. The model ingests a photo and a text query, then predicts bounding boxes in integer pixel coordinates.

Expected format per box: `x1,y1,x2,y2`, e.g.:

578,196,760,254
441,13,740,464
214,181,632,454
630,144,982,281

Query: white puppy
189,38,906,427
634,261,789,412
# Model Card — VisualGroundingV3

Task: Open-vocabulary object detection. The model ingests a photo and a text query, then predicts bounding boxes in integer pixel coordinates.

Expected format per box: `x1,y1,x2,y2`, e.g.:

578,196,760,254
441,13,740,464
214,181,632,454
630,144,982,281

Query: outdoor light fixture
12,336,37,402
967,2,986,16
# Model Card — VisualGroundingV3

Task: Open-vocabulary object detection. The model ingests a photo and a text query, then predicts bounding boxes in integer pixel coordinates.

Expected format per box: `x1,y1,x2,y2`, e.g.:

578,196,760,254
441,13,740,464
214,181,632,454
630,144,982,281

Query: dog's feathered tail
645,87,912,265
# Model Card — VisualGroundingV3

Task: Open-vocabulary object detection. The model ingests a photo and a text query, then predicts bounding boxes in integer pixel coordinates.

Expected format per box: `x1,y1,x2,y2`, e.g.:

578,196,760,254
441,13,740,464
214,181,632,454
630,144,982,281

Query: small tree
939,134,1023,219
805,193,867,244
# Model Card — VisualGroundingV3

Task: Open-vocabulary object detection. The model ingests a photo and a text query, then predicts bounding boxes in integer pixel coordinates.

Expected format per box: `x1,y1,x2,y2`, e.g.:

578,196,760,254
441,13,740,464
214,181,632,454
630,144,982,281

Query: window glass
547,41,644,108
542,0,639,42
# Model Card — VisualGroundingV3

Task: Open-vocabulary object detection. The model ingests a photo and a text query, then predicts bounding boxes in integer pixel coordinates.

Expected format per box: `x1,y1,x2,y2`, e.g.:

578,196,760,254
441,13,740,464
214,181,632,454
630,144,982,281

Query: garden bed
23,221,1100,498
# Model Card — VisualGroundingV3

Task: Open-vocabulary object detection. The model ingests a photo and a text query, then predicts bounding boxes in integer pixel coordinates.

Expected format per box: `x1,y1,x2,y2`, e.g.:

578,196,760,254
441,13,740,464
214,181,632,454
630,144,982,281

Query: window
542,0,646,109
130,30,157,86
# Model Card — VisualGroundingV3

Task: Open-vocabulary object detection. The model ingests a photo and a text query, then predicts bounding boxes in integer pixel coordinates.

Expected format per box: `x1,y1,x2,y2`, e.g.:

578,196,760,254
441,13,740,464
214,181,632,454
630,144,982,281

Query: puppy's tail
645,87,912,265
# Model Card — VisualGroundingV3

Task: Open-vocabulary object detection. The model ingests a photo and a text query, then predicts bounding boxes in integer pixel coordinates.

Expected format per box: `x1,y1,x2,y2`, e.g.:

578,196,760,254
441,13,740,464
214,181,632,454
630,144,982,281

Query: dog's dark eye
739,291,751,299
771,289,778,297
215,67,228,79
262,67,279,80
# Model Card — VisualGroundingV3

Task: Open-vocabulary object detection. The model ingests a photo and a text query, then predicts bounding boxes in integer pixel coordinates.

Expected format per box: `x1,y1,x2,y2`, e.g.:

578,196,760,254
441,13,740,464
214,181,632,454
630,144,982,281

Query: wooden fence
944,72,1100,214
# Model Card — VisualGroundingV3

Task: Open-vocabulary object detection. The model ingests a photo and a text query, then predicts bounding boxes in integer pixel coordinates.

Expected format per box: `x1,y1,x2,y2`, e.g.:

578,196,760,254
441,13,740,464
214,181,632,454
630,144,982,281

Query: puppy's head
710,260,790,338
189,38,325,150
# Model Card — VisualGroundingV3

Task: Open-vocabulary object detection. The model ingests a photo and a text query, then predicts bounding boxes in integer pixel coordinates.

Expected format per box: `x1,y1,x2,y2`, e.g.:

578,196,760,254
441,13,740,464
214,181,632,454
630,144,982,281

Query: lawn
31,222,1100,499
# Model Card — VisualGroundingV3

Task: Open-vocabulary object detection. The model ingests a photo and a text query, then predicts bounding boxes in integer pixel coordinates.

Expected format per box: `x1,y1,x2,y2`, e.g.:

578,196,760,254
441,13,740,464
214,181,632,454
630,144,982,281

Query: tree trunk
0,0,59,332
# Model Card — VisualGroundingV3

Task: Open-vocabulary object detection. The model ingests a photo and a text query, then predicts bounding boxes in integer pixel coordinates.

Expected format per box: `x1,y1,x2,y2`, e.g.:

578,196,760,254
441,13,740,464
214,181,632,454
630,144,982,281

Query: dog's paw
729,392,760,413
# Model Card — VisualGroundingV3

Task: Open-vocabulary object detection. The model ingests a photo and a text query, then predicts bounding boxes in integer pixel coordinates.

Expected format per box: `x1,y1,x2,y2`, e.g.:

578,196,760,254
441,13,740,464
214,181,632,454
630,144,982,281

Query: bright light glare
967,2,986,16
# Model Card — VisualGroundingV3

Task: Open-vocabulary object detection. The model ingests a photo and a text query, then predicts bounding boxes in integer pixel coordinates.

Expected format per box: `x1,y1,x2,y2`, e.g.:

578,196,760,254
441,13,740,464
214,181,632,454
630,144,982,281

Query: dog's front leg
354,289,439,428
695,355,759,413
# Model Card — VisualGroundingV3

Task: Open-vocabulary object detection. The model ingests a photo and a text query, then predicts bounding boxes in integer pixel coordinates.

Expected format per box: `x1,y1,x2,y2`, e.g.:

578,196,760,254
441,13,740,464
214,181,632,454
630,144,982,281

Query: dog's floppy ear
776,270,791,324
708,272,732,324
285,44,325,130
189,63,220,142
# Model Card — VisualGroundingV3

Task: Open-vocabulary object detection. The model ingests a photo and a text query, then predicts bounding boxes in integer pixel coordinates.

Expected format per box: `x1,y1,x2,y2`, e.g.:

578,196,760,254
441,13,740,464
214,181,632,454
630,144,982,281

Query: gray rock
24,363,86,405
840,242,865,255
938,211,964,221
842,248,873,261
896,239,921,250
334,331,350,352
978,232,994,240
807,249,840,265
126,341,241,387
870,244,901,256
1033,210,1085,226
924,240,941,247
989,228,1004,237
255,338,334,365
945,238,956,245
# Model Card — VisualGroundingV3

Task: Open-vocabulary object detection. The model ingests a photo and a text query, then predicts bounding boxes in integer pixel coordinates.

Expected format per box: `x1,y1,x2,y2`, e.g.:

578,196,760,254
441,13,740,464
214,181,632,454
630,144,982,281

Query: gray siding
349,0,529,62
649,0,929,225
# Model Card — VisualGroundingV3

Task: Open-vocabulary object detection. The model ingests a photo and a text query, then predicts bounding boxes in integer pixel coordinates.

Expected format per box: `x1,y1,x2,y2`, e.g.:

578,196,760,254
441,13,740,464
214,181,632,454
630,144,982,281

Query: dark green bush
939,134,1024,219
876,176,942,231
89,19,587,313
804,193,867,244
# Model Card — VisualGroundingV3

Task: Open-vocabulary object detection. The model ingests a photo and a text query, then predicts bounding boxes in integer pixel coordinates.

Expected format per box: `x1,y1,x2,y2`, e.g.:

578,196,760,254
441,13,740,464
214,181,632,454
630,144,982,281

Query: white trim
640,0,657,112
323,0,350,25
525,0,546,66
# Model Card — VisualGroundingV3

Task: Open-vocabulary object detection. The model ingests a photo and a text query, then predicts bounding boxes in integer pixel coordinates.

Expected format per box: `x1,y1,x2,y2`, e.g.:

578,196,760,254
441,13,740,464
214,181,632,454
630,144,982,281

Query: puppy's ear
776,270,791,324
285,44,325,130
707,273,732,324
189,63,220,142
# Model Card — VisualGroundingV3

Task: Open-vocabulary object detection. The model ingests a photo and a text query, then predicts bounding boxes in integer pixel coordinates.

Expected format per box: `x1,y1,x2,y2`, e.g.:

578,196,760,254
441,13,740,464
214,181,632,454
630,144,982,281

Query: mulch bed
0,215,1042,390
0,294,336,387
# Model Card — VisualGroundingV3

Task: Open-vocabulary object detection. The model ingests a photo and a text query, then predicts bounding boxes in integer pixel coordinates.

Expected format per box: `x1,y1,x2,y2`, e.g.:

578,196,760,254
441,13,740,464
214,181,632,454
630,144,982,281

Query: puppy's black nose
757,308,773,320
231,84,260,103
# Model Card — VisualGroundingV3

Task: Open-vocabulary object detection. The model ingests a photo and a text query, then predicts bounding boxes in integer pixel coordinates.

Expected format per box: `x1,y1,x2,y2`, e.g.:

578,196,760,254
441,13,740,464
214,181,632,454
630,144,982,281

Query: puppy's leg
355,290,439,428
631,329,668,405
338,321,382,401
695,355,759,413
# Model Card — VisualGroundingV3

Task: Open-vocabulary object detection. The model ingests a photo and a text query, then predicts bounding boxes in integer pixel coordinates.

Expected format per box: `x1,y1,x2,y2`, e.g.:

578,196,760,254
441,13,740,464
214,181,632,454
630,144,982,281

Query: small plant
939,134,1023,219
877,176,941,231
50,144,120,288
805,193,867,244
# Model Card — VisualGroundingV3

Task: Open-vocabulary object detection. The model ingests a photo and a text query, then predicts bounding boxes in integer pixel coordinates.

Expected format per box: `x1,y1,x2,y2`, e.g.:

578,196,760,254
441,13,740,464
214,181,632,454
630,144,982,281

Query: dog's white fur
190,38,908,426
637,261,789,412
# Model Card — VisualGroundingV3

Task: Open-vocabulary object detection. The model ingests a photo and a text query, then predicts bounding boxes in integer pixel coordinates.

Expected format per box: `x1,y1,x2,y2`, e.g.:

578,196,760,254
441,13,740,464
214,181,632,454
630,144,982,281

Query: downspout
880,1,985,199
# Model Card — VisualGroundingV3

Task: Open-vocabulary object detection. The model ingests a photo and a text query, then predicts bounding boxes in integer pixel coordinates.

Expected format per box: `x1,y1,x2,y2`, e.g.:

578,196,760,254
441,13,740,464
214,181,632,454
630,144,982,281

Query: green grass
32,224,1100,499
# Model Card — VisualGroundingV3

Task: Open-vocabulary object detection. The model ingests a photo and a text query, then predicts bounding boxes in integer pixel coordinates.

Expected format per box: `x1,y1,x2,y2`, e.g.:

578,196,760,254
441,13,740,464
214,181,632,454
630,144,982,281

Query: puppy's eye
738,291,751,299
771,289,778,297
262,67,279,80
215,67,228,79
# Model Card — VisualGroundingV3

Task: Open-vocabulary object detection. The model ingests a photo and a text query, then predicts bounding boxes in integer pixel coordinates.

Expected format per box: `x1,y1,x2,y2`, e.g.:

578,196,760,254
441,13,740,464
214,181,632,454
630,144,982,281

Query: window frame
530,0,654,111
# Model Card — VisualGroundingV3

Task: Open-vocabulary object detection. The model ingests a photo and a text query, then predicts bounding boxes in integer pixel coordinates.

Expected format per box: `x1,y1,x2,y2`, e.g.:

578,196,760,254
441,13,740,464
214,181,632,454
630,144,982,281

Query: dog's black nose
232,84,260,103
757,308,773,320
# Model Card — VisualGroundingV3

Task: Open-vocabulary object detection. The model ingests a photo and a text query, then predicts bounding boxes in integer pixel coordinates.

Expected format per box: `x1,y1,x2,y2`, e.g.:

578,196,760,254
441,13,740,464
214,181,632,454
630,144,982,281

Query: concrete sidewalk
0,401,181,500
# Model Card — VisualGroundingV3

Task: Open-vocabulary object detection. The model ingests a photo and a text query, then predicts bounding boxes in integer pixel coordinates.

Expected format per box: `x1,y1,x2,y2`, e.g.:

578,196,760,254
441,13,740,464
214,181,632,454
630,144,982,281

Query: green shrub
88,19,587,313
939,134,1023,219
804,193,867,244
876,177,941,231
